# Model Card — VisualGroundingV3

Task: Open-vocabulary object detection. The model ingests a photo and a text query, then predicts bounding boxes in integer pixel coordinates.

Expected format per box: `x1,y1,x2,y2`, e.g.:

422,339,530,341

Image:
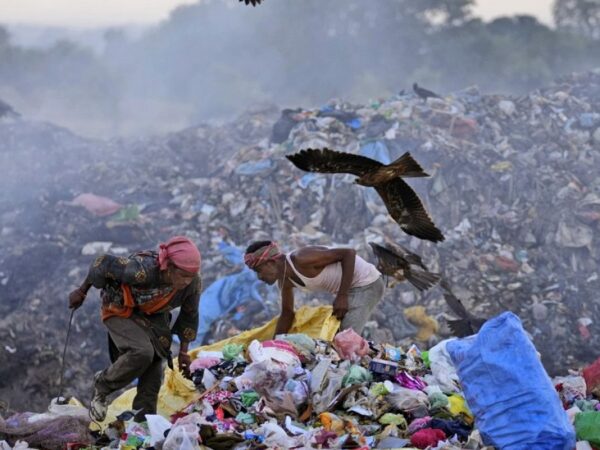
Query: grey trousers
95,316,163,418
340,276,385,334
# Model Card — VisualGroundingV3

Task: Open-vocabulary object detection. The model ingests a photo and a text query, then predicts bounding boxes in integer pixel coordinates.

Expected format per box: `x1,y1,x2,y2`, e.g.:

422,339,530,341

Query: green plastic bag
222,343,244,361
241,390,260,408
370,382,390,397
235,412,255,425
379,413,407,428
109,204,140,222
429,392,449,410
575,412,600,445
421,350,430,368
342,365,372,387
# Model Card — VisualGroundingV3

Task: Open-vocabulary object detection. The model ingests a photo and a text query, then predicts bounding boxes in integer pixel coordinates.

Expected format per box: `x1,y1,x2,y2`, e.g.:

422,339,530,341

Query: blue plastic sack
359,141,391,164
218,240,244,265
447,312,575,450
346,118,362,129
234,158,274,176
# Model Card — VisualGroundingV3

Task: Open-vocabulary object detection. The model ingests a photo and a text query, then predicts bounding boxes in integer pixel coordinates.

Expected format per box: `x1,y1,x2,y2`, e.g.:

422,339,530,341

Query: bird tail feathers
388,152,429,177
446,318,475,338
406,269,441,291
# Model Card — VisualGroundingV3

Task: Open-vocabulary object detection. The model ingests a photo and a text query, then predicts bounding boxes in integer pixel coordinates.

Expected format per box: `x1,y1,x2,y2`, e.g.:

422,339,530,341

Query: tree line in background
0,0,599,136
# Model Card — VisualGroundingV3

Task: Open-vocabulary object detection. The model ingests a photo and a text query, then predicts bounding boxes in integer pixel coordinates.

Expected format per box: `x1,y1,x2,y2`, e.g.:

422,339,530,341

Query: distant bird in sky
439,279,487,337
369,241,441,291
240,0,263,5
413,83,442,101
0,99,20,118
286,148,445,242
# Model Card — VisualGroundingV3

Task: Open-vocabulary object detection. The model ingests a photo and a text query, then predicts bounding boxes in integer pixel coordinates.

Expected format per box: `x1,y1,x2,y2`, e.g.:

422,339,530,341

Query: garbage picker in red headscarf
68,236,202,422
244,240,384,338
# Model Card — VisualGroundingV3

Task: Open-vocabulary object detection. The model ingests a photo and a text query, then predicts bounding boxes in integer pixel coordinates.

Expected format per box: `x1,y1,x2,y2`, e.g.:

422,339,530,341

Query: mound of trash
2,70,600,414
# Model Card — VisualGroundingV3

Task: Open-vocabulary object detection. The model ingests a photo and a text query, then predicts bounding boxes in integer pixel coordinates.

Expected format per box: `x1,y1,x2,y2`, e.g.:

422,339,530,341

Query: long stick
57,309,75,402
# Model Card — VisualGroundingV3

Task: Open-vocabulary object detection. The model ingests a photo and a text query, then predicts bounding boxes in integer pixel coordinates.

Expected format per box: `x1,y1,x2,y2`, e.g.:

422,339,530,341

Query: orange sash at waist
101,284,177,321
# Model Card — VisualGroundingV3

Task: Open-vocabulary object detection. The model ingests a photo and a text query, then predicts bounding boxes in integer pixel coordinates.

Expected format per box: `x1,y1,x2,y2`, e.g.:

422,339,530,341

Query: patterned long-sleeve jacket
85,251,201,358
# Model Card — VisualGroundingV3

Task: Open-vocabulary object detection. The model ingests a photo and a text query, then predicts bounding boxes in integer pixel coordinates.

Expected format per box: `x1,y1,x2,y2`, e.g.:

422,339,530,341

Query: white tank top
285,252,381,295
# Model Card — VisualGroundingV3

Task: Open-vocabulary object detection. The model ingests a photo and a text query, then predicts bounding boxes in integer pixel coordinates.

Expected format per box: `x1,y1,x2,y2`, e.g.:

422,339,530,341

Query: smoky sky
0,0,597,137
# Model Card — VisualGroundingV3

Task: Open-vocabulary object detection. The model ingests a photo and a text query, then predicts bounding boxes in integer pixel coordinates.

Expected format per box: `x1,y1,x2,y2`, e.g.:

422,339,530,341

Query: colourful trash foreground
1,307,598,449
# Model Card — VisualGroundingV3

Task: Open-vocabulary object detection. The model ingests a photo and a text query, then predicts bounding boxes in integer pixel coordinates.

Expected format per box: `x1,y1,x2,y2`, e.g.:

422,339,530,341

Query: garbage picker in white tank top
285,251,381,295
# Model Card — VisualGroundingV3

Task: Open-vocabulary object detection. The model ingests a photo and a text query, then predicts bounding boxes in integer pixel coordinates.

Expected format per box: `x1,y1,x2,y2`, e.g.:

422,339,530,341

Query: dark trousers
95,316,163,418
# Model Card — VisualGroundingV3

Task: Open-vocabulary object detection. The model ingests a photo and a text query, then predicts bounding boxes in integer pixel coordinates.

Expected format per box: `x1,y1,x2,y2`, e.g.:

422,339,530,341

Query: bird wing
441,285,470,319
286,148,382,177
439,280,487,336
375,178,445,242
240,0,262,5
383,241,428,270
370,241,439,291
368,242,408,275
446,319,475,338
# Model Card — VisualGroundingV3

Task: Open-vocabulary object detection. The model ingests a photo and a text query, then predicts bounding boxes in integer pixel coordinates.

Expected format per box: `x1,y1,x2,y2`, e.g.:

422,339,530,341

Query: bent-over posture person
244,241,384,336
68,236,202,422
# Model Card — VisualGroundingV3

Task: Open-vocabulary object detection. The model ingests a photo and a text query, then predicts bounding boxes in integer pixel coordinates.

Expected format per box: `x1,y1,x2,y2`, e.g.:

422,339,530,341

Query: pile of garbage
5,312,600,449
106,331,482,450
2,70,600,412
186,69,600,373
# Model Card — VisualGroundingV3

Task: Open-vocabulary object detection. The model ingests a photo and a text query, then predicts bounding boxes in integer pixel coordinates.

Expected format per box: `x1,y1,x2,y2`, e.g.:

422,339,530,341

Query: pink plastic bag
333,329,369,361
249,340,301,366
71,193,122,217
190,356,220,372
262,340,299,356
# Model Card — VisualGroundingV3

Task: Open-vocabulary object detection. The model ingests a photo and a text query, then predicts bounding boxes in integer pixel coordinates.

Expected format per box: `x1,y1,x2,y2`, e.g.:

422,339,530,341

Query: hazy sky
0,0,554,27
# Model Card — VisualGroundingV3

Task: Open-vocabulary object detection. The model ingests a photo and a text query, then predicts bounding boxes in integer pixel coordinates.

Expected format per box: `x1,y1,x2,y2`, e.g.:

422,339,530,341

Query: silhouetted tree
554,0,600,40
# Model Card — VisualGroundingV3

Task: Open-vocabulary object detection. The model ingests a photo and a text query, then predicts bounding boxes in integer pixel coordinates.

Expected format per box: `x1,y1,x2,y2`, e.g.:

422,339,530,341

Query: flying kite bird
369,241,441,291
286,148,445,242
240,0,263,5
439,279,487,337
0,99,20,119
413,82,442,101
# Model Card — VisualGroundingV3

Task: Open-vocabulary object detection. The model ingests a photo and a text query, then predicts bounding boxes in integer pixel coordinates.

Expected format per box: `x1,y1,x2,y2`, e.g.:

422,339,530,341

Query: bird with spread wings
286,148,445,243
369,241,441,291
240,0,263,5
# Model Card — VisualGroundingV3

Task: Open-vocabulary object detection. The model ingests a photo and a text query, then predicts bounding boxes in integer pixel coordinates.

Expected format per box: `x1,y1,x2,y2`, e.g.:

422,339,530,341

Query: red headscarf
244,242,281,269
158,236,201,273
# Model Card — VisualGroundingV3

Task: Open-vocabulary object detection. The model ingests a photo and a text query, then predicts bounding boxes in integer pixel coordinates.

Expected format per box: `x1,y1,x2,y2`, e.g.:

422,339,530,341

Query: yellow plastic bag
94,305,339,429
448,393,474,424
404,306,439,342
